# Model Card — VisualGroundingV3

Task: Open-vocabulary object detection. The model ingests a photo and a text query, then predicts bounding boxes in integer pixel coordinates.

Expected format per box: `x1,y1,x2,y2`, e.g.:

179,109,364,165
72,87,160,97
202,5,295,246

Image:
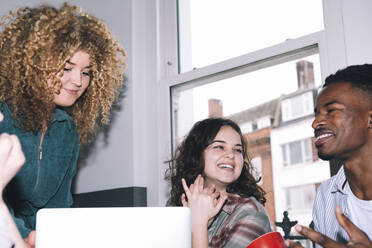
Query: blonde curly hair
0,3,126,144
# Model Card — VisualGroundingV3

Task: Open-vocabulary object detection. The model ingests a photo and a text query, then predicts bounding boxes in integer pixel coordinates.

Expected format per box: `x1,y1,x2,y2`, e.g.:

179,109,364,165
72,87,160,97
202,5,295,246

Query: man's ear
368,110,372,129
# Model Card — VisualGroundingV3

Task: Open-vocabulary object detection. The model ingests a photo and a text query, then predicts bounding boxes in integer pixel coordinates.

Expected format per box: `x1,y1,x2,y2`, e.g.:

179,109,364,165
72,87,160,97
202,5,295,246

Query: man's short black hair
324,64,372,97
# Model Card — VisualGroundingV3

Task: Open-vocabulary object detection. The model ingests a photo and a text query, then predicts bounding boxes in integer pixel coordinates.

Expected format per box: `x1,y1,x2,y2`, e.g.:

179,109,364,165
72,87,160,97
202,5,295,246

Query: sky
175,0,324,137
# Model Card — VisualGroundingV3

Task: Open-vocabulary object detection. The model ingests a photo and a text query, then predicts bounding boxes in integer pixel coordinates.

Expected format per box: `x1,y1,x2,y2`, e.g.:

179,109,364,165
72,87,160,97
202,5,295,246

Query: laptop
35,207,191,248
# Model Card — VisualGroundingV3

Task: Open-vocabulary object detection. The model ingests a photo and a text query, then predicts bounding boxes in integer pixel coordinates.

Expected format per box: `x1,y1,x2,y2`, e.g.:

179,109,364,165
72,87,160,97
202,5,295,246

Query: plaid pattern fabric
208,194,272,248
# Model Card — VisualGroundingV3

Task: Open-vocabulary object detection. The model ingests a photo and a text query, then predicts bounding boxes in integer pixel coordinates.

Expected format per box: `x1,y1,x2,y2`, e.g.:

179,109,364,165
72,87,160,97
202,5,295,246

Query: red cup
246,232,285,248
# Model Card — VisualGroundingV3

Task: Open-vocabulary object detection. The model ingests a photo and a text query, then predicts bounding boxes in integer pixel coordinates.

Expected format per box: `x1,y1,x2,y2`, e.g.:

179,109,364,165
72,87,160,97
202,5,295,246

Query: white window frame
154,0,354,205
281,138,313,167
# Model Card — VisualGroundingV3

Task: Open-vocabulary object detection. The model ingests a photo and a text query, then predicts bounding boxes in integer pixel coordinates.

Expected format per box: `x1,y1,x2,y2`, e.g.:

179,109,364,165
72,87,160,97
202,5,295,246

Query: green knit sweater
0,102,79,238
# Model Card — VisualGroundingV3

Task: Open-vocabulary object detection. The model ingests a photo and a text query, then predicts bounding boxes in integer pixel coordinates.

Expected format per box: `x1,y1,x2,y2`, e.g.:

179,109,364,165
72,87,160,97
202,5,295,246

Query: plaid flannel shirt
208,194,272,248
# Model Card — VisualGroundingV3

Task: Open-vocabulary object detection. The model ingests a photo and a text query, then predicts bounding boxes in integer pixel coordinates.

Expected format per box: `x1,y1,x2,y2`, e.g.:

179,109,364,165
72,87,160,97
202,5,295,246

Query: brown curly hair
0,3,126,144
165,118,266,206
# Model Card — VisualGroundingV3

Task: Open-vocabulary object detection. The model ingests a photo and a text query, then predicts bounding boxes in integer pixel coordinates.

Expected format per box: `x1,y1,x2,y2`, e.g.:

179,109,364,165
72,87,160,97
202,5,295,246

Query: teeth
219,164,233,169
316,133,333,141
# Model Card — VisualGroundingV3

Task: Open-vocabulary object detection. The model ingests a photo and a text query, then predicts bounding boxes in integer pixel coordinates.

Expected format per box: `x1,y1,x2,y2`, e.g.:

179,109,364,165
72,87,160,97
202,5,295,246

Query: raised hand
181,175,227,248
181,175,227,224
285,207,372,248
0,133,25,192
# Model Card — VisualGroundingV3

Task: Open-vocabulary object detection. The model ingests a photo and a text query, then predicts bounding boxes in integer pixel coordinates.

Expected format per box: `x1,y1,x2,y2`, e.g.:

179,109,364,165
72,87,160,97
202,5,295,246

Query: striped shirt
313,166,372,247
208,194,272,248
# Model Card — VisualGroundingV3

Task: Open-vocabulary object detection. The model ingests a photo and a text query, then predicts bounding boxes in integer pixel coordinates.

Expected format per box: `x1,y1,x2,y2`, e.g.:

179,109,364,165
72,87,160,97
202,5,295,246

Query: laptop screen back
35,207,191,248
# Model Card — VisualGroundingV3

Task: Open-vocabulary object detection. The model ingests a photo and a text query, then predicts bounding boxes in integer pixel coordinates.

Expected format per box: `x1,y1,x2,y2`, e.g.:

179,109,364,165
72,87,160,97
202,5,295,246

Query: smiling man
287,64,372,248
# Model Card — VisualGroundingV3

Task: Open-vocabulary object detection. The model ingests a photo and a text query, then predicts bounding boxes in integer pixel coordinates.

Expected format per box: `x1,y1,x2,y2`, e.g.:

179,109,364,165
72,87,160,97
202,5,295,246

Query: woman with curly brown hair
0,3,125,247
166,118,271,248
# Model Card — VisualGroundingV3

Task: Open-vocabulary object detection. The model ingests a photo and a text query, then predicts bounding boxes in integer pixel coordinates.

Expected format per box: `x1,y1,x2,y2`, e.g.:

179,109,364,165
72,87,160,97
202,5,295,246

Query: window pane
285,184,316,211
304,138,312,162
171,52,328,231
281,145,288,167
289,141,302,165
172,54,321,139
290,95,304,119
179,0,324,72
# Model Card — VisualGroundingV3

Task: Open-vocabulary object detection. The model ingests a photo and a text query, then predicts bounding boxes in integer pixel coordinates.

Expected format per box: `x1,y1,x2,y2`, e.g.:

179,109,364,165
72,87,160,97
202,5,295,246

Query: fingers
181,178,192,200
24,230,36,248
0,133,12,160
197,175,204,192
0,112,3,122
335,206,372,244
206,184,216,195
0,133,25,167
0,134,25,190
285,239,304,248
189,183,195,194
8,135,25,167
181,193,188,207
335,206,357,237
212,193,227,215
294,225,345,248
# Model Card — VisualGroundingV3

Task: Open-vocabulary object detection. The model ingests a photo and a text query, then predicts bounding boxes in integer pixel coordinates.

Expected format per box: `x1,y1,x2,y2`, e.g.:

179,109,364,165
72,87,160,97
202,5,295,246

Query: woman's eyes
212,145,242,154
213,145,224,150
234,149,242,154
63,68,90,76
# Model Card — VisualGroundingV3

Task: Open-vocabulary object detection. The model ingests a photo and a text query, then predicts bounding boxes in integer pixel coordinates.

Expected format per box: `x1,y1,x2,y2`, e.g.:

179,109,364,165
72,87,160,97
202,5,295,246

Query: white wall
0,0,134,190
323,0,372,75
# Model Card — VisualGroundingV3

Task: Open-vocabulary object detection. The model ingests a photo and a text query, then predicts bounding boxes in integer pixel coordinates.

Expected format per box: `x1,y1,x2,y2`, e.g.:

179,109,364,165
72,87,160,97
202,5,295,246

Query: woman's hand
181,175,227,248
0,133,25,193
24,231,36,248
181,175,227,226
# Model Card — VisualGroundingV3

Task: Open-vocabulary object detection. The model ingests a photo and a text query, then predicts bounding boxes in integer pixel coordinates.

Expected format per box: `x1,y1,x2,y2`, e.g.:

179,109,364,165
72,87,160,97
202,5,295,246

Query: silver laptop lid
36,207,191,248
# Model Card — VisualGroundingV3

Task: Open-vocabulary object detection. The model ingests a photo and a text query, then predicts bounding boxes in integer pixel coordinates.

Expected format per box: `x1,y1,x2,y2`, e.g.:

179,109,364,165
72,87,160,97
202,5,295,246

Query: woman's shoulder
0,102,15,128
0,102,12,117
222,194,272,232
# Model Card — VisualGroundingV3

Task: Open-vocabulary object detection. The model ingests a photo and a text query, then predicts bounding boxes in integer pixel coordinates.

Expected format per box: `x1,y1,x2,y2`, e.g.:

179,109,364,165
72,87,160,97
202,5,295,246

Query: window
178,0,324,72
281,138,312,166
171,53,322,142
256,116,272,130
162,0,328,227
240,121,254,133
285,184,317,211
281,91,315,122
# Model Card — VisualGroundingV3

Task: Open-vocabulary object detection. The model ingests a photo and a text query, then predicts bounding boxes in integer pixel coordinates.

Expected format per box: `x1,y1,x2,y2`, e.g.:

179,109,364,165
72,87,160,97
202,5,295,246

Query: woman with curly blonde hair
166,118,271,248
0,3,125,246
